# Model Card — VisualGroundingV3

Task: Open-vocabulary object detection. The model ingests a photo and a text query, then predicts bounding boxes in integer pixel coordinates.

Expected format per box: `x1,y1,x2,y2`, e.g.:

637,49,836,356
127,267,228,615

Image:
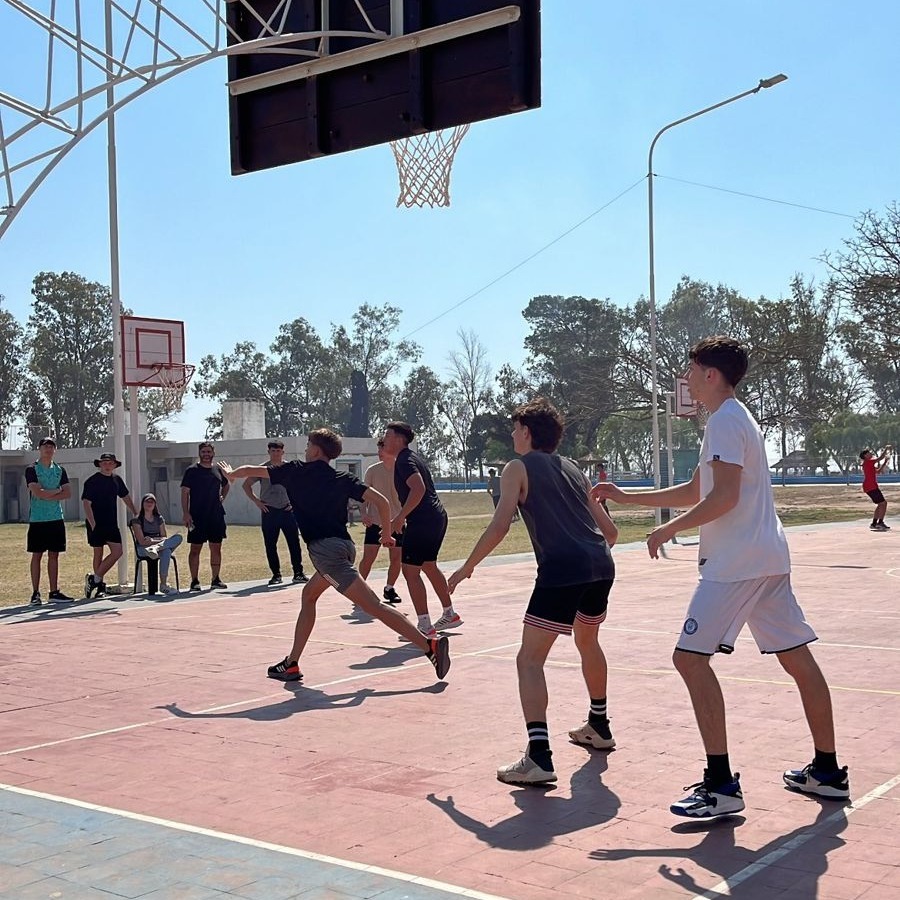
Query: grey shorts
677,574,817,656
307,537,359,593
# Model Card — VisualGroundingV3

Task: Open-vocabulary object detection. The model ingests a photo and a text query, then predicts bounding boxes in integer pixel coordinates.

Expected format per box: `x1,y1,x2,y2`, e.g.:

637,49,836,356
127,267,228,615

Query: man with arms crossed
220,428,450,681
595,336,849,817
25,437,75,605
82,452,138,598
449,398,618,785
181,441,229,591
244,440,308,585
381,422,461,638
358,438,404,604
859,444,892,531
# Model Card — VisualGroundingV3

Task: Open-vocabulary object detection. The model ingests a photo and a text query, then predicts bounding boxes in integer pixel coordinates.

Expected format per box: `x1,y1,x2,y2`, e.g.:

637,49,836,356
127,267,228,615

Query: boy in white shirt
594,336,848,817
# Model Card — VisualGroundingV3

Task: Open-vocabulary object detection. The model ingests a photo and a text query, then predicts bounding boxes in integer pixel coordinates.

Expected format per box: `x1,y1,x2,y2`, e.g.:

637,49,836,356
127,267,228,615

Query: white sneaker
159,585,176,595
496,754,557,785
433,610,463,631
144,545,160,559
568,721,616,750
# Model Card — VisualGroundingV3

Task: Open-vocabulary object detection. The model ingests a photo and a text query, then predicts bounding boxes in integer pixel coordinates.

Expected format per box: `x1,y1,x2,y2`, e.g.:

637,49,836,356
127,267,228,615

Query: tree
824,203,900,411
395,365,451,468
330,303,421,435
522,295,629,453
26,272,115,447
0,295,26,448
444,329,493,478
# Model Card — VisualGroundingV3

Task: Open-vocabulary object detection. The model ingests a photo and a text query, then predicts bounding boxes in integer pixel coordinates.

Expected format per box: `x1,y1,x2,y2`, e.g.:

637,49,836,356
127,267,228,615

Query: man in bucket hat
81,452,138,598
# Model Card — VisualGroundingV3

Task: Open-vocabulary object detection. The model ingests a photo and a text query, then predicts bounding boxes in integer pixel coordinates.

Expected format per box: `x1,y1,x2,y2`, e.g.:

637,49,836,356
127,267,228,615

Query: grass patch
0,491,868,607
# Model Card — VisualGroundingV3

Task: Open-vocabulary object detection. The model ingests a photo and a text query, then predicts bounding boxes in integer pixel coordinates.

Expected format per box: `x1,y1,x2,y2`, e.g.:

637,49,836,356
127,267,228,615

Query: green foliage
0,295,26,447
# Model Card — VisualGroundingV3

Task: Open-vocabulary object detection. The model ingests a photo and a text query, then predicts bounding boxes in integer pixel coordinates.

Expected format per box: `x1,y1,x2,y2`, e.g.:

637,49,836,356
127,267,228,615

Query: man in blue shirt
24,437,75,606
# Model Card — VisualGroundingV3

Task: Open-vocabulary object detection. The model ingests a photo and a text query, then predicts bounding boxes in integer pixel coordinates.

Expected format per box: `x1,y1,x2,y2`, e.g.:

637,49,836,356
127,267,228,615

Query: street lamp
647,74,787,523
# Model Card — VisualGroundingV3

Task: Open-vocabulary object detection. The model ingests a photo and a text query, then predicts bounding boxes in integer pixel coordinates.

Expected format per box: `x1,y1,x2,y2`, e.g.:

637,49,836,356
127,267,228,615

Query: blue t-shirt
25,461,69,523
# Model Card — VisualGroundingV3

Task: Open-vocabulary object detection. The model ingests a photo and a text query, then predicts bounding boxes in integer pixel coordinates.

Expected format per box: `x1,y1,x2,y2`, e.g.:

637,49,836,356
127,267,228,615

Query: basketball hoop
390,124,471,208
151,363,195,412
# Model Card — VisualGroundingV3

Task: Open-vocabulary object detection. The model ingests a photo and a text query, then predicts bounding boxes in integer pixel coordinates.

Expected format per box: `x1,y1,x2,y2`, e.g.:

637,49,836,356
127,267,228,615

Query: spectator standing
181,442,229,591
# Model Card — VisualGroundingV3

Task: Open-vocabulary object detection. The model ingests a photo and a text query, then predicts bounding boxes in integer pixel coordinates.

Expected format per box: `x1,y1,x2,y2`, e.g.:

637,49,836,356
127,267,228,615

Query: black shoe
189,580,202,592
84,573,96,598
292,571,308,584
267,657,302,681
211,578,228,590
94,582,108,599
29,591,42,607
428,635,451,680
383,586,402,604
268,574,283,586
48,590,75,604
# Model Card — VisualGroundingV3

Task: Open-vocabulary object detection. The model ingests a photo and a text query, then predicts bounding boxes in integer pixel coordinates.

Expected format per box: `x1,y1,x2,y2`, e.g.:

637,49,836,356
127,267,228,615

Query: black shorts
401,514,447,566
363,524,404,547
27,520,67,554
86,521,123,547
188,518,227,545
866,488,886,505
523,579,614,636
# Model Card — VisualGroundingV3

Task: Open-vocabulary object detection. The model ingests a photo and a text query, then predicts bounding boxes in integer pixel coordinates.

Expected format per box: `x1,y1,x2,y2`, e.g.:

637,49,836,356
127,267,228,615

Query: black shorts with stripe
363,524,404,547
523,579,614,636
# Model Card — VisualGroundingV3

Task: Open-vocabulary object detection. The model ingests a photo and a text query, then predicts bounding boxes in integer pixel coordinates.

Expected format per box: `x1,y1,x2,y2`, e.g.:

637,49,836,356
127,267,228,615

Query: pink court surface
1,521,899,899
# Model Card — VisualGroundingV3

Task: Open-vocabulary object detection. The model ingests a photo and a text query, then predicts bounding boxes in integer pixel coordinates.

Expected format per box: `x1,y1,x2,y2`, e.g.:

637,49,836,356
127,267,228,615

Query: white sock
417,614,433,631
386,584,395,591
442,605,455,618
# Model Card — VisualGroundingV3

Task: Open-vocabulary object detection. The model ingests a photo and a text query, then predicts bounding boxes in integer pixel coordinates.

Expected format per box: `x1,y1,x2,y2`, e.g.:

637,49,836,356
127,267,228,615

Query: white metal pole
646,74,787,527
665,391,676,541
106,1,129,587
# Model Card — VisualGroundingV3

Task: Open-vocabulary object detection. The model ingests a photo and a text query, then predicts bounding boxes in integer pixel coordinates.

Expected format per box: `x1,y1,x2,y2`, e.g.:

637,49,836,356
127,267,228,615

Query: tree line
2,203,899,473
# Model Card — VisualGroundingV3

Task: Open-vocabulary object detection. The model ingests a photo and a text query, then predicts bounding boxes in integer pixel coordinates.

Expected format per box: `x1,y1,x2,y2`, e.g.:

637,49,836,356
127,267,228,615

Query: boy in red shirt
859,445,892,531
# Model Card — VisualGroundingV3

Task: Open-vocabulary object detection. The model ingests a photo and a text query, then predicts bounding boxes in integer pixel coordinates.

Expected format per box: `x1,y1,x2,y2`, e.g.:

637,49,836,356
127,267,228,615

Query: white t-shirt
697,398,791,582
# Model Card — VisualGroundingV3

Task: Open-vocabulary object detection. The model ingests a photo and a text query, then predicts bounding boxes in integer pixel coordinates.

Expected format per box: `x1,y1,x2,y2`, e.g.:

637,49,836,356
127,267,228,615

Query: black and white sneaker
93,582,107,599
85,573,96,598
268,574,283,586
783,763,850,800
211,578,228,590
29,591,42,607
671,773,745,818
383,586,402,604
48,590,76,605
292,571,309,584
267,657,302,681
427,635,451,680
189,580,202,592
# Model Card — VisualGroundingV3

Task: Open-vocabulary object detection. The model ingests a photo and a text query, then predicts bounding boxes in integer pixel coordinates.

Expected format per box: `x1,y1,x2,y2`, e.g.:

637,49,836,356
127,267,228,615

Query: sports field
0,519,897,899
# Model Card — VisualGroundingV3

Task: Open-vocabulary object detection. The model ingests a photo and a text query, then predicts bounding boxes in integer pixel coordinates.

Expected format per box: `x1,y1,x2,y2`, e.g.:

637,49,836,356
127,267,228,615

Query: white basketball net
0,0,392,239
390,124,471,208
152,363,195,413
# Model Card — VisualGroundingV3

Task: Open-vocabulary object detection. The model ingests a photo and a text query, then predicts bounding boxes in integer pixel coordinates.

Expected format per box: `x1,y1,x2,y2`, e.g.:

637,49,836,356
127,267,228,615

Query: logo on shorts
712,454,720,461
683,617,699,635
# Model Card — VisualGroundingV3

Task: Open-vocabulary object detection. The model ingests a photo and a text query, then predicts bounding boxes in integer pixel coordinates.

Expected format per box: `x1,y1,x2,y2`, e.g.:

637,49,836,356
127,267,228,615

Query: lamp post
647,74,787,523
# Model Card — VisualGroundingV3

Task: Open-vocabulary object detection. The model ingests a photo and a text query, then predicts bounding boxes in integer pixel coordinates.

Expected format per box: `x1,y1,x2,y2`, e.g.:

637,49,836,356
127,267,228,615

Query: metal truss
0,0,391,239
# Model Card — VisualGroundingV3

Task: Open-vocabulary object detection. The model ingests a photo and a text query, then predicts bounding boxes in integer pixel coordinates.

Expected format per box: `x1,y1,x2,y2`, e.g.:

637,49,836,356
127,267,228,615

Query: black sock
813,749,839,773
526,721,553,771
588,697,611,737
705,754,733,787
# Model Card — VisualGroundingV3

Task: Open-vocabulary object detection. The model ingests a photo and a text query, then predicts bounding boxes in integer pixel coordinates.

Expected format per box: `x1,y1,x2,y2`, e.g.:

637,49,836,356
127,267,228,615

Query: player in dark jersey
449,398,617,785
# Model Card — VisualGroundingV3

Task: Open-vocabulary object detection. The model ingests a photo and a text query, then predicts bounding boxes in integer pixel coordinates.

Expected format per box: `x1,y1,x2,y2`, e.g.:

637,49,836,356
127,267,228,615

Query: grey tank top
519,452,615,587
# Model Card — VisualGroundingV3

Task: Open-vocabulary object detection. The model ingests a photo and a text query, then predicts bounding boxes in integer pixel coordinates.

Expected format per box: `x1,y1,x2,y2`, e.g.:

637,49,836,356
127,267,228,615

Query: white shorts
677,574,817,656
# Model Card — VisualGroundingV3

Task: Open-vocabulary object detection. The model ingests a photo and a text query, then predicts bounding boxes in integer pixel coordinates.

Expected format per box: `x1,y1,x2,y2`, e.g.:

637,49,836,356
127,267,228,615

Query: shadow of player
427,753,620,851
589,795,848,895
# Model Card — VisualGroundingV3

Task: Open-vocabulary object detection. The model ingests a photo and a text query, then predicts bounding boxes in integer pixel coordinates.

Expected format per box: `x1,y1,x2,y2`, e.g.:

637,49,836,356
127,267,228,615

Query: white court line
0,642,519,757
0,782,508,900
691,772,900,899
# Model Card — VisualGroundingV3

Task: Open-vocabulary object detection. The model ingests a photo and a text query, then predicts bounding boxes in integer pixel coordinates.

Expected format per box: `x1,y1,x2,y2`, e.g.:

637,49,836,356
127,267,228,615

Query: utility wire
401,175,646,340
654,173,857,219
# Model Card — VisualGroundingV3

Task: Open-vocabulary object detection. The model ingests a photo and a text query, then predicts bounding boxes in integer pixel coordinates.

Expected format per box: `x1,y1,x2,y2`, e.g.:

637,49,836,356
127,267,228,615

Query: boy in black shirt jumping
220,428,450,681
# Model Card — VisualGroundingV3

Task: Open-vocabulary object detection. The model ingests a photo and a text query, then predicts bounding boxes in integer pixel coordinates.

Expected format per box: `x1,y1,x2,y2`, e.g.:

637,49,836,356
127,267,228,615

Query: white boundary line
690,772,900,899
0,781,509,900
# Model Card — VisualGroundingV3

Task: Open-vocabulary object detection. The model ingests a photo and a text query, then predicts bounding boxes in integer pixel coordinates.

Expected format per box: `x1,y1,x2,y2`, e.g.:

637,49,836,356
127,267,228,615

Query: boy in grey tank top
449,398,618,785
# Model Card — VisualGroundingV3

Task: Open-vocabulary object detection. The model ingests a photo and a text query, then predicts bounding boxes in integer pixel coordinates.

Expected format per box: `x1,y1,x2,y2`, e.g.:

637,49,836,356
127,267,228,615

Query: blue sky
2,1,899,443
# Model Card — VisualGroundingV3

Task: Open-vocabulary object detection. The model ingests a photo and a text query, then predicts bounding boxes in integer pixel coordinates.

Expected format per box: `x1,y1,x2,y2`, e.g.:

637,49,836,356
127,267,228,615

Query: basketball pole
646,74,788,527
106,0,129,587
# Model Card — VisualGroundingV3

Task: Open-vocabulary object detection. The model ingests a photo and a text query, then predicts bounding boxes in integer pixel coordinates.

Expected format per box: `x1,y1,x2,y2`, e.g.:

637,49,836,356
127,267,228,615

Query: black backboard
227,1,541,175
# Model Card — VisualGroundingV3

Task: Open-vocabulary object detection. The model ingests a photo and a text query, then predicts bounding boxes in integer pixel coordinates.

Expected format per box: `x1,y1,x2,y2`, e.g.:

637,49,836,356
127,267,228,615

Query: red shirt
862,457,878,492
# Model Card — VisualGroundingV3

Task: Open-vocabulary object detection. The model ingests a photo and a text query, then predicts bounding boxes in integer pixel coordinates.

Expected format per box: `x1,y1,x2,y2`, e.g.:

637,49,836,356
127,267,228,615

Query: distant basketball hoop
390,124,471,208
149,363,196,411
675,377,698,418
